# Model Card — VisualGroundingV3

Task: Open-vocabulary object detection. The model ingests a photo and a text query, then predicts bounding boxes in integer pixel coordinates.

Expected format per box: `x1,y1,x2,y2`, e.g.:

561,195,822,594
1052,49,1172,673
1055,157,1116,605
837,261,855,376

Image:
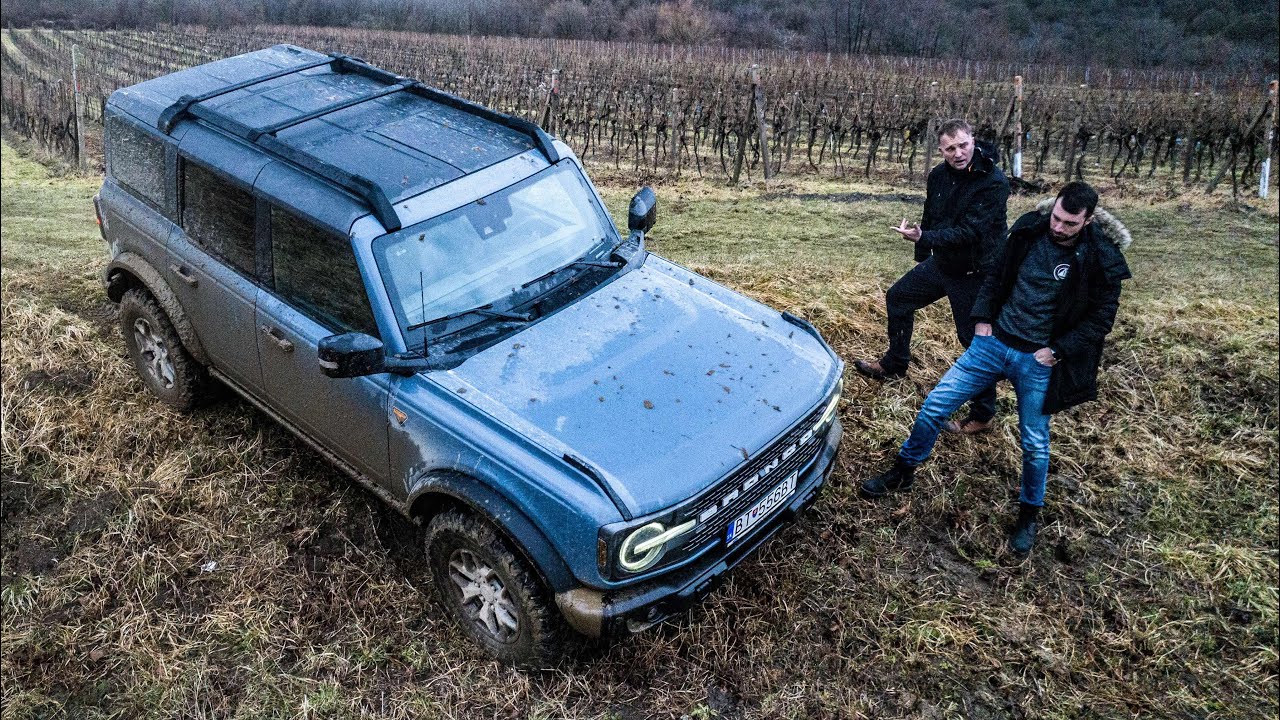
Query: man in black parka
854,119,1010,435
859,182,1132,554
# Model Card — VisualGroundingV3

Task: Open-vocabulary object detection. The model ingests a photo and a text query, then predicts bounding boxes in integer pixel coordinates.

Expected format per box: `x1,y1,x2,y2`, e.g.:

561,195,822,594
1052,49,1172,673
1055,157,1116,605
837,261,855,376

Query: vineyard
2,26,1278,194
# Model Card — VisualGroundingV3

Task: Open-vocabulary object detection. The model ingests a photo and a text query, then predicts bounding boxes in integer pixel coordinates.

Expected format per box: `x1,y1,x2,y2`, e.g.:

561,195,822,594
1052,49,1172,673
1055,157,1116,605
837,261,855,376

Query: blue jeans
898,333,1052,506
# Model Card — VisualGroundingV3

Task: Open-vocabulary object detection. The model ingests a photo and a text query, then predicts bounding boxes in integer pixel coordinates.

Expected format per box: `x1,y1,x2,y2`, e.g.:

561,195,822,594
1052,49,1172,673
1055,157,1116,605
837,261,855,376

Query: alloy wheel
447,548,521,643
133,317,176,389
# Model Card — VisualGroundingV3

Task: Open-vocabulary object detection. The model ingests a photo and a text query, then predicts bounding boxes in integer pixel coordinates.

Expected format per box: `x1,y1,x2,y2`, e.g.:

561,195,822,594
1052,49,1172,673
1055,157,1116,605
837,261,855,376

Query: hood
1033,197,1133,251
437,257,839,517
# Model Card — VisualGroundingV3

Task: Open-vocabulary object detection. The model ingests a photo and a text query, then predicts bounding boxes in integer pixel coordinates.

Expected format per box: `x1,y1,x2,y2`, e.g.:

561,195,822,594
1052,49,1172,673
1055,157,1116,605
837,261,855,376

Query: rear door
255,205,390,482
167,158,263,393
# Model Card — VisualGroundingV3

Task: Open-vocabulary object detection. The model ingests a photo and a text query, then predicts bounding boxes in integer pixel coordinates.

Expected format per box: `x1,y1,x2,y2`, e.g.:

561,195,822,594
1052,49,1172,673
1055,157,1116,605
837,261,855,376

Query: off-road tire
425,509,566,666
119,288,209,412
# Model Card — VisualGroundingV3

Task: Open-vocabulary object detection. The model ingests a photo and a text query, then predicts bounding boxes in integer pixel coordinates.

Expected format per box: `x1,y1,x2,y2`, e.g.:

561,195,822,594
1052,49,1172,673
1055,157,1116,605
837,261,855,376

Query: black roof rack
155,50,560,232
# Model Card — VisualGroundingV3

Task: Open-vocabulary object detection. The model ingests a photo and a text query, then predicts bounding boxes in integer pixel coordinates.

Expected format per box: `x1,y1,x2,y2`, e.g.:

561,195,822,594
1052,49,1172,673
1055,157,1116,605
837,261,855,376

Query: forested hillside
4,0,1276,74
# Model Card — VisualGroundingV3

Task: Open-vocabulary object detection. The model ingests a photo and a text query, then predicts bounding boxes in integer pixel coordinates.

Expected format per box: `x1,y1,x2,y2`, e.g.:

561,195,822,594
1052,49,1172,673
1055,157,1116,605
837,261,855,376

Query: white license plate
726,471,797,545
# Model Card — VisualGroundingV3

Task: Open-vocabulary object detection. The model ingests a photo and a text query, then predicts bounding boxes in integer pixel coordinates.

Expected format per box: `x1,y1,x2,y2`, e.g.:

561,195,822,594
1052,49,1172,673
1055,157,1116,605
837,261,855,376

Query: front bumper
555,419,842,638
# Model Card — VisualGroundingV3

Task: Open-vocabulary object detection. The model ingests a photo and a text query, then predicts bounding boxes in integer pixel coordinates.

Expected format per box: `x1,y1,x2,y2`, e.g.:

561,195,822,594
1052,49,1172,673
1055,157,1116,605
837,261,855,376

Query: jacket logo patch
1054,263,1070,281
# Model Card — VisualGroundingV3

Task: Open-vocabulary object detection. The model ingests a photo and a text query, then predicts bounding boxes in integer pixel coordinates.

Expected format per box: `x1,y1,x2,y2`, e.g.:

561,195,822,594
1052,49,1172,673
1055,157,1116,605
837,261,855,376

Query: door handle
168,263,198,287
259,325,294,353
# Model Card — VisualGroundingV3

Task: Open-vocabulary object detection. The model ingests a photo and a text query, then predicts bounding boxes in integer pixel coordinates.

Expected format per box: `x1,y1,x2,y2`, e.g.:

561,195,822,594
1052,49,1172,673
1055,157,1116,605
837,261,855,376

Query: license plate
726,471,797,545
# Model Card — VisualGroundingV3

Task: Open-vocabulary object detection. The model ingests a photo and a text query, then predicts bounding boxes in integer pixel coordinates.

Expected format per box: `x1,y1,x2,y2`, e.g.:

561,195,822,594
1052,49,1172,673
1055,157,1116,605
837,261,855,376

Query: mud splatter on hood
439,256,840,516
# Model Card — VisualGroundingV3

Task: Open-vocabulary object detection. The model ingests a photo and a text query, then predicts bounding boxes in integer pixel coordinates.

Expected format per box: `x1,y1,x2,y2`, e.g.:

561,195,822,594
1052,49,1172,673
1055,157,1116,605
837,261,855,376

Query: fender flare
106,252,210,366
407,471,578,594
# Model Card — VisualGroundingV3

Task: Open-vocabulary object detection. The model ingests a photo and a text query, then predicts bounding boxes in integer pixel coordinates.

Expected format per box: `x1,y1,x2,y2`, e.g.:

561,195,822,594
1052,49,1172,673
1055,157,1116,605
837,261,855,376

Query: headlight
617,519,695,573
814,378,843,433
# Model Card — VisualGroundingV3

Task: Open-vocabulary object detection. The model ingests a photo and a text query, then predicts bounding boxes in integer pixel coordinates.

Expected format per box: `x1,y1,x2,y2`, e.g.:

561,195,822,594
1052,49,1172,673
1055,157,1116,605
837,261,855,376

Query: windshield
373,163,618,335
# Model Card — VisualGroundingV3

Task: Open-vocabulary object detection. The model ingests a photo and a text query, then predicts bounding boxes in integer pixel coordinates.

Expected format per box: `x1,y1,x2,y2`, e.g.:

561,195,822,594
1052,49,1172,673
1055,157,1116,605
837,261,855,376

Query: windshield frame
371,160,622,352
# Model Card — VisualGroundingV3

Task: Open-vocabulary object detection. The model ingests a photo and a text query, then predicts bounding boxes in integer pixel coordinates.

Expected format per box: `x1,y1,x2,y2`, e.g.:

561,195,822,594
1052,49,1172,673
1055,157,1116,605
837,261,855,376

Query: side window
106,114,166,208
270,208,378,338
180,160,257,275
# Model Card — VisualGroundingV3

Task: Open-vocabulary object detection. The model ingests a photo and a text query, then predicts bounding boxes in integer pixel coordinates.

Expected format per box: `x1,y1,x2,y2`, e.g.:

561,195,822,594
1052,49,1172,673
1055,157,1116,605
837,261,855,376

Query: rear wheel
424,509,566,666
119,288,208,412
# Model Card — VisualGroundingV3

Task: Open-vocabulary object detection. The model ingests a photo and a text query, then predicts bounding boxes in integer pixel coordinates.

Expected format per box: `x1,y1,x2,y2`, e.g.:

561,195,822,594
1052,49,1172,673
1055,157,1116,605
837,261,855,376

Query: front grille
681,403,827,550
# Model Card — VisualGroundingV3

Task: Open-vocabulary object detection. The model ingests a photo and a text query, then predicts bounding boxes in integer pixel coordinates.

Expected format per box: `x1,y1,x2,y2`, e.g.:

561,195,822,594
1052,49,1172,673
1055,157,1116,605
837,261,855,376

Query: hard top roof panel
110,45,552,228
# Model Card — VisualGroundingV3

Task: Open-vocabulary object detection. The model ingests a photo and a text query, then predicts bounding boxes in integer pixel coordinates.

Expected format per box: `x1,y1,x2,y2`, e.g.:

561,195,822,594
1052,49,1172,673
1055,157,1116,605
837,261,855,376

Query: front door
255,206,389,483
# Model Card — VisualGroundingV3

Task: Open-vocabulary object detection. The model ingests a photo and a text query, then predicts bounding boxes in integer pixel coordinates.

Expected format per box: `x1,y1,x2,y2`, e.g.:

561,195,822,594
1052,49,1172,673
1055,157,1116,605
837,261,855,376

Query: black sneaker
1009,502,1040,555
859,459,915,499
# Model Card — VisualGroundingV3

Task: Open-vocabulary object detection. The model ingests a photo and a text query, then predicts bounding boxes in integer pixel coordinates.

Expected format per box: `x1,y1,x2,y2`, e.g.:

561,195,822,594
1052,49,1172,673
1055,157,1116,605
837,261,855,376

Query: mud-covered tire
119,288,208,412
425,509,566,666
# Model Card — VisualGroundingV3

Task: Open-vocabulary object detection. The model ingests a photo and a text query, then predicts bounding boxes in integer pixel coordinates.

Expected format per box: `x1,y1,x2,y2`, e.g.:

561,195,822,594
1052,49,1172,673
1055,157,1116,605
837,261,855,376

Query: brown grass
2,141,1277,719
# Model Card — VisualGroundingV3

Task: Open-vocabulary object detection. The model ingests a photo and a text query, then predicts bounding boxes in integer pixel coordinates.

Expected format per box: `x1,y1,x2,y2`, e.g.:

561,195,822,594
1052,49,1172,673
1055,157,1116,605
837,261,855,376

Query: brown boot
853,358,906,381
942,417,994,435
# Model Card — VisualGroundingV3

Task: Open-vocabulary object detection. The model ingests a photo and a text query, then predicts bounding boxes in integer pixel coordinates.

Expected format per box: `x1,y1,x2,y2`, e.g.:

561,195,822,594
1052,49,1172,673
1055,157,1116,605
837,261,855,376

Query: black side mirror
628,187,657,234
318,333,385,378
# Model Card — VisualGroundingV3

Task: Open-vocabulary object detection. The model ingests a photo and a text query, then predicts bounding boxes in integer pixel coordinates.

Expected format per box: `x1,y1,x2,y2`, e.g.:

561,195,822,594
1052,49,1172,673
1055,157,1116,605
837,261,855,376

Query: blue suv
96,45,844,663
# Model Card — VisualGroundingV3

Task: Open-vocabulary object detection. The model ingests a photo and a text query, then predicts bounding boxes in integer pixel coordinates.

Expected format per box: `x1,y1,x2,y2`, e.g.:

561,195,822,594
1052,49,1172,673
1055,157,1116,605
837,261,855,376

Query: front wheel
424,509,567,666
119,288,208,412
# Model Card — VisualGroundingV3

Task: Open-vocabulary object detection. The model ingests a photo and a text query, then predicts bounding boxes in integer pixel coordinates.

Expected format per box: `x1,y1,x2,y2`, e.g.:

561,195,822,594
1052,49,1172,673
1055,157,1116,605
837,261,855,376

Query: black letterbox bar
249,81,416,141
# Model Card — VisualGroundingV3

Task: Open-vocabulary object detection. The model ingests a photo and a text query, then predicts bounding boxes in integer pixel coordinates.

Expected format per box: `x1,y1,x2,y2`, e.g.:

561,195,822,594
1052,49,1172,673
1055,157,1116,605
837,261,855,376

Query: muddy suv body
97,45,843,662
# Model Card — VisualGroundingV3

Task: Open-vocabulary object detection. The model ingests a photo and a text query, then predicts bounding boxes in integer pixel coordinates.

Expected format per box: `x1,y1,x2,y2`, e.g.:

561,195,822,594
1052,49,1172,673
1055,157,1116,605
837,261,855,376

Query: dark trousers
880,257,997,422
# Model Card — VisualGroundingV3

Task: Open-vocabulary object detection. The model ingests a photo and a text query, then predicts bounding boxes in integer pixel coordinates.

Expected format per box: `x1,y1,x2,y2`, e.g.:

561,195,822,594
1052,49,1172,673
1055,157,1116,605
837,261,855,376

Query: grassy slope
2,141,1277,719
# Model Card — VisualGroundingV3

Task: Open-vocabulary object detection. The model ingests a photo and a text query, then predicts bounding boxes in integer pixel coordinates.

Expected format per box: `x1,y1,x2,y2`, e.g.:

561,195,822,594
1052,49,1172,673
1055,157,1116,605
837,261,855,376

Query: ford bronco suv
97,45,843,664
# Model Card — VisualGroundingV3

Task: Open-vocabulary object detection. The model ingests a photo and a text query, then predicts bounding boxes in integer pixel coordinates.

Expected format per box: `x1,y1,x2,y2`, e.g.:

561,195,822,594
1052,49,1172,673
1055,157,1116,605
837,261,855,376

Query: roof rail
154,48,561,232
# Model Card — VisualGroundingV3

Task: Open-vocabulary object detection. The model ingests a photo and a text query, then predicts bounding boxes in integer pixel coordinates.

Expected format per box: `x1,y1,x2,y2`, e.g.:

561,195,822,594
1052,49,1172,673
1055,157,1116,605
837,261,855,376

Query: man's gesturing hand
1034,348,1058,367
974,322,993,337
892,217,922,242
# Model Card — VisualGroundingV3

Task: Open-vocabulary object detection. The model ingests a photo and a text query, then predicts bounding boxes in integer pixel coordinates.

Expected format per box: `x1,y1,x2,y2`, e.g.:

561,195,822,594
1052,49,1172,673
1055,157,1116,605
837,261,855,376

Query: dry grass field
2,136,1277,719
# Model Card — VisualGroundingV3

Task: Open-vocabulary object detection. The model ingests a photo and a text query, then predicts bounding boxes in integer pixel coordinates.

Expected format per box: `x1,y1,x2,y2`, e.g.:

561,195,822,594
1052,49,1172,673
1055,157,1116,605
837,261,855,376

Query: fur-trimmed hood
1034,197,1132,252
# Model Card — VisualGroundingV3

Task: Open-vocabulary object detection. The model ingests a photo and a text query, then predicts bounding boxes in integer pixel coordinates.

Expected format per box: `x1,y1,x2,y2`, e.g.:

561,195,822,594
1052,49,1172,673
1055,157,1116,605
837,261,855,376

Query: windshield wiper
474,307,534,321
407,304,534,332
520,256,623,290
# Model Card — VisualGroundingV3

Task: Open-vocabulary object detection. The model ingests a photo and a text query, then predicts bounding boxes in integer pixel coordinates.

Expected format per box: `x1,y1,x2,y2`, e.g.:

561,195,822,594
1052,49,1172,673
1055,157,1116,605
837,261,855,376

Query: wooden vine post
731,64,764,185
71,44,85,169
1261,80,1278,199
541,68,559,135
669,85,680,175
1180,92,1200,185
752,64,771,183
785,90,799,168
1012,75,1023,178
1064,85,1084,182
923,80,938,181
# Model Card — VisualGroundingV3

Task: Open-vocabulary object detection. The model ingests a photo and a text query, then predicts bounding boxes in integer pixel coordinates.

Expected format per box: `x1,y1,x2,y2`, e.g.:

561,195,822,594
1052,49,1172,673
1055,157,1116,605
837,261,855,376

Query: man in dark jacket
854,119,1010,435
859,181,1132,555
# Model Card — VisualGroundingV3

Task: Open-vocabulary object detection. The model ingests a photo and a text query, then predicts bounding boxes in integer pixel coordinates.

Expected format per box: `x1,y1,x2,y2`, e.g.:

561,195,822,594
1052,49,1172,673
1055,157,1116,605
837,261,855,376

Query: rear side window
106,114,166,207
181,161,257,275
270,208,378,337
